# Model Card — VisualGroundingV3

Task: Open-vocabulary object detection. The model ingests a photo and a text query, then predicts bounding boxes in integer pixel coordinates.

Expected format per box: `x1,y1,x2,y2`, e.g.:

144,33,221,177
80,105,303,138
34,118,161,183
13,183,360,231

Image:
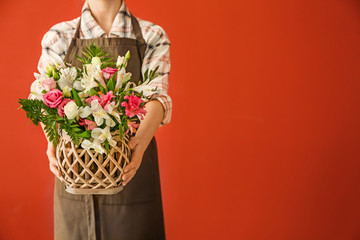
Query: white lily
91,57,102,70
79,106,91,118
62,86,72,98
81,138,106,154
30,79,45,100
90,100,116,127
80,70,98,93
133,78,157,96
58,67,77,90
116,56,126,67
115,67,132,91
91,126,117,147
30,72,50,100
86,58,102,81
73,80,84,91
105,101,121,122
78,90,90,99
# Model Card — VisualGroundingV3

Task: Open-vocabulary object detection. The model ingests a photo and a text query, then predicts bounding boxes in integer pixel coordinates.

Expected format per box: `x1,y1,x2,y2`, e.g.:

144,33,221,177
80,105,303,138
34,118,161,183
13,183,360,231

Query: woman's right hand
46,142,64,182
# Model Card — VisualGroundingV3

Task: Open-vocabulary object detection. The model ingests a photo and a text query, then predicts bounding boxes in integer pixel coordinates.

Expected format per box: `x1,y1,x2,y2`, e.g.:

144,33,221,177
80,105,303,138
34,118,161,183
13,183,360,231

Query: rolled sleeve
141,24,172,127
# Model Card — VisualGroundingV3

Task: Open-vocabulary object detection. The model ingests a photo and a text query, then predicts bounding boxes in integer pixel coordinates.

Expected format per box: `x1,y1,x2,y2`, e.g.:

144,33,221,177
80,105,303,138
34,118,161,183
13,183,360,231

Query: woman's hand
121,135,147,186
121,99,165,186
46,141,64,182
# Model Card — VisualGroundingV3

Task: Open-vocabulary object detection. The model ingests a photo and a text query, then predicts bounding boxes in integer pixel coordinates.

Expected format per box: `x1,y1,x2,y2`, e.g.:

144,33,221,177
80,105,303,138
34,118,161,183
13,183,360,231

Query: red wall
1,0,360,239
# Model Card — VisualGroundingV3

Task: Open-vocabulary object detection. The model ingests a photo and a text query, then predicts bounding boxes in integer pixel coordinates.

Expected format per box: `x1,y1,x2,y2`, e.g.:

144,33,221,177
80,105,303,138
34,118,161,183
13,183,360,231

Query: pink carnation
43,89,63,108
99,91,115,108
58,98,74,117
120,94,147,119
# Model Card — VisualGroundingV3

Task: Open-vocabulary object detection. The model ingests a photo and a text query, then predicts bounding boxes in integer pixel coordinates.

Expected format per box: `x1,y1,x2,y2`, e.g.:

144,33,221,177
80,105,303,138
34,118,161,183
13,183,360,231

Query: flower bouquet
18,43,159,194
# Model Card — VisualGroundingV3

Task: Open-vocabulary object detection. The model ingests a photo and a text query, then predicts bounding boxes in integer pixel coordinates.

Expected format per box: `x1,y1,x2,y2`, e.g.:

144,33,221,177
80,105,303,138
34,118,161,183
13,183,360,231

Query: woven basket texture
55,129,131,195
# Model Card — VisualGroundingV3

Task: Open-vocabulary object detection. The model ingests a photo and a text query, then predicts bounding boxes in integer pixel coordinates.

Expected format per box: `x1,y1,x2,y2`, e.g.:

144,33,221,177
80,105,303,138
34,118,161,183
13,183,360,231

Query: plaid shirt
28,0,172,127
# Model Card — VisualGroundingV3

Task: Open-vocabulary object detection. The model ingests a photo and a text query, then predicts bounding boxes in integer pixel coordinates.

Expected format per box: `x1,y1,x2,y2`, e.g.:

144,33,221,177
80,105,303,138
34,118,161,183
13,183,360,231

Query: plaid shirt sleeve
27,28,66,100
140,23,172,127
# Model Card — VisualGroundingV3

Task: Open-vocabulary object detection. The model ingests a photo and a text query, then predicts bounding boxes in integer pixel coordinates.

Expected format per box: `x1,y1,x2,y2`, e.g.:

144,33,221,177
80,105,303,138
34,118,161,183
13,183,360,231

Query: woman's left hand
121,99,165,186
121,135,146,186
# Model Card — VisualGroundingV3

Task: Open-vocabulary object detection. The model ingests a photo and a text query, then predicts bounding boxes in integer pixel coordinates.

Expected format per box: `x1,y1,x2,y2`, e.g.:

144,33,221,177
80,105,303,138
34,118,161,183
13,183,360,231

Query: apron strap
71,12,146,66
130,12,146,62
74,17,82,39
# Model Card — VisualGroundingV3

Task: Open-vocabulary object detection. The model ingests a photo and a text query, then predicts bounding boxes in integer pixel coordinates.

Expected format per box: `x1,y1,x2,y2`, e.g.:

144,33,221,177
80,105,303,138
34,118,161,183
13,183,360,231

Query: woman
28,0,172,239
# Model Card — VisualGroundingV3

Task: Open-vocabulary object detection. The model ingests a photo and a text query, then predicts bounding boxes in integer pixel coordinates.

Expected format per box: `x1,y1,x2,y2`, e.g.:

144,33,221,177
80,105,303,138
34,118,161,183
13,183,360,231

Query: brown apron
54,13,166,240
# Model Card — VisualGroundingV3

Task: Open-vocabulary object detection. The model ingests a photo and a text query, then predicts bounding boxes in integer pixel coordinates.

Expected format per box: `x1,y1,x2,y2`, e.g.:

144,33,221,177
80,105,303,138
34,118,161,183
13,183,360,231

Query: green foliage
94,79,107,94
89,88,98,96
104,139,109,155
139,65,160,85
71,88,82,106
18,98,91,148
106,69,119,92
76,42,116,67
18,99,45,126
57,118,83,146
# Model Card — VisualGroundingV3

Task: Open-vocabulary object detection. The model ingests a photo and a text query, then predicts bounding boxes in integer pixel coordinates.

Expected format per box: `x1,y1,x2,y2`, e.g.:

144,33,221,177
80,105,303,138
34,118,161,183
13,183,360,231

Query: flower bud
62,86,72,97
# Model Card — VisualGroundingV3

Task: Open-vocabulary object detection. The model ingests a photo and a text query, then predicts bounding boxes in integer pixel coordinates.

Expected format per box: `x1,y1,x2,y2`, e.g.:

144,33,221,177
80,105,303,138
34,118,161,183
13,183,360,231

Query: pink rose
43,89,63,108
85,95,101,105
102,67,118,80
41,77,57,91
57,98,74,117
100,91,115,108
120,94,147,119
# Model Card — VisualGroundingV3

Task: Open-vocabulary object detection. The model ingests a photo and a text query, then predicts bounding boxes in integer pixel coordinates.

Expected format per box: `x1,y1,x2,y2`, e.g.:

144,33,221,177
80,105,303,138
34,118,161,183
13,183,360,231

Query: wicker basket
55,128,131,195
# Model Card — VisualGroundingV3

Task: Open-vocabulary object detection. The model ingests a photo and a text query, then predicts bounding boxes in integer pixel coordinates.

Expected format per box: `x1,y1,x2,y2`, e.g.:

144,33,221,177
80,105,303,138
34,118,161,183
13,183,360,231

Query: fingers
127,136,139,150
122,167,137,186
47,147,64,182
122,160,139,186
49,159,63,182
122,139,144,186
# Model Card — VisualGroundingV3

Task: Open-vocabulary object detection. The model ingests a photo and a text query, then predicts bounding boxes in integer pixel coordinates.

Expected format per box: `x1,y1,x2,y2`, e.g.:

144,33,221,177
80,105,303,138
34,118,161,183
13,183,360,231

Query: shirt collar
80,0,132,39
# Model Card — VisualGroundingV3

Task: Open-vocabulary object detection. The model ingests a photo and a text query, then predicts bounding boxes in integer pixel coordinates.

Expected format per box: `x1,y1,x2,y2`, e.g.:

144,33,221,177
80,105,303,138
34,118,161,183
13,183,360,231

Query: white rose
64,101,79,119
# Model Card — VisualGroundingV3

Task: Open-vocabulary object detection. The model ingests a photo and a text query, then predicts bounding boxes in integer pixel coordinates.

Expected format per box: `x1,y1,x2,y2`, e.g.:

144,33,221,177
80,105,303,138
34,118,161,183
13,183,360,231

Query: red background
1,0,360,239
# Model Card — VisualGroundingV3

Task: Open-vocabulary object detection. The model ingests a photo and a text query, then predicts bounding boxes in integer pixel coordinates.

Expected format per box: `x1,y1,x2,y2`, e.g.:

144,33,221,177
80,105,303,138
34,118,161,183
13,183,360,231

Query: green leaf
93,79,107,94
144,69,149,80
71,88,82,106
104,140,109,155
89,88,98,96
106,70,119,91
77,130,91,139
118,124,124,141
